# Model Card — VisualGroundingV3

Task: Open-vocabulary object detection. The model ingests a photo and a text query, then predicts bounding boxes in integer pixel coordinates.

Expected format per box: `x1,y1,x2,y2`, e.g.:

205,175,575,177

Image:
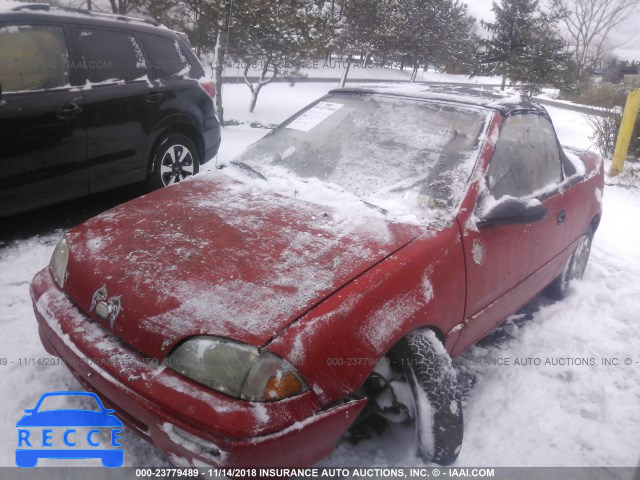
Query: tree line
53,0,640,118
141,0,484,117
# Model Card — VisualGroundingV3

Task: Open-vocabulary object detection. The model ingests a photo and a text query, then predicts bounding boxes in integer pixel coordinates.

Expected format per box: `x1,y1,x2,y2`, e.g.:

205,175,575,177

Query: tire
547,227,593,300
393,329,463,465
148,133,200,190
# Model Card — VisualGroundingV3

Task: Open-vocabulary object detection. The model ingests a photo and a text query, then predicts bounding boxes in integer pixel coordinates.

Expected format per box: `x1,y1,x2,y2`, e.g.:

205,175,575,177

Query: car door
0,23,87,216
72,26,150,193
453,113,567,354
136,31,191,141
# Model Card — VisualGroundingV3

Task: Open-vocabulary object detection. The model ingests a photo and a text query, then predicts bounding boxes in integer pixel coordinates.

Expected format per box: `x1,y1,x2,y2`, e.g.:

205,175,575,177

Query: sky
467,0,640,62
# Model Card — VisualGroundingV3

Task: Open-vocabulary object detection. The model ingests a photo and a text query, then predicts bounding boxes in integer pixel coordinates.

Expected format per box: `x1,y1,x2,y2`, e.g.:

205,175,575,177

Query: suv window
0,24,70,92
74,28,146,83
138,33,190,78
487,114,562,199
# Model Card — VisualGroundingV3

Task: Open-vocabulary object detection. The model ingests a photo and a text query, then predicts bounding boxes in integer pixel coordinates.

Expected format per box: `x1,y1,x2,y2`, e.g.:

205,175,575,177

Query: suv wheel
149,133,200,189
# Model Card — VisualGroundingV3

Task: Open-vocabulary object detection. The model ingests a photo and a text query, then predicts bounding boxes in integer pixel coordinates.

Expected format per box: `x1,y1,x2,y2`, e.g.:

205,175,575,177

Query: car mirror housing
478,197,548,228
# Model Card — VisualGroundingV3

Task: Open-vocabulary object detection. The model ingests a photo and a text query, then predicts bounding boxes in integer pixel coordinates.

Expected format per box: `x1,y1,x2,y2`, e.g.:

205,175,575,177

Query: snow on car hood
62,173,425,359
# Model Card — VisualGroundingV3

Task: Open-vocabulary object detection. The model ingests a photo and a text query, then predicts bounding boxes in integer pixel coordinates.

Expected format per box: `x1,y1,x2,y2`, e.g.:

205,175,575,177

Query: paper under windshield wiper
230,161,267,180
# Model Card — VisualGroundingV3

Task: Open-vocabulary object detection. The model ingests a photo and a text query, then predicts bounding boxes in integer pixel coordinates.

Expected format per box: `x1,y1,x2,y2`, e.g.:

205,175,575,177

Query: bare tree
108,0,142,14
585,108,620,158
552,0,640,76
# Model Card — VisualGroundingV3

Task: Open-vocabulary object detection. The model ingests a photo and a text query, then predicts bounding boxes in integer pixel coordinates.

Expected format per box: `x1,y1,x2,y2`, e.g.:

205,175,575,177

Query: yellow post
610,88,640,176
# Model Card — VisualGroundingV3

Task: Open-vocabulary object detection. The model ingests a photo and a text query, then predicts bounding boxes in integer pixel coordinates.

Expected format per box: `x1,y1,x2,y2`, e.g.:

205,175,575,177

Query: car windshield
36,395,101,412
234,93,490,225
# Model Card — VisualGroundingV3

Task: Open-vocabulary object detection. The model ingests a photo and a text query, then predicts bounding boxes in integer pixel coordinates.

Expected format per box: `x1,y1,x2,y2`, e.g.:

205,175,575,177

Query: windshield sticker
285,102,344,132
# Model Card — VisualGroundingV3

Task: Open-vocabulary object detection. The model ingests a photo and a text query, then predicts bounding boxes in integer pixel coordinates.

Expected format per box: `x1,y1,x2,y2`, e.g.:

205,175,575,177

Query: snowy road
1,83,639,468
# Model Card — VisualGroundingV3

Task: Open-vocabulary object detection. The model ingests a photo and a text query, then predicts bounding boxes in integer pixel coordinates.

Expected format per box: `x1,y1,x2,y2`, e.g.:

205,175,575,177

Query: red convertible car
31,85,603,467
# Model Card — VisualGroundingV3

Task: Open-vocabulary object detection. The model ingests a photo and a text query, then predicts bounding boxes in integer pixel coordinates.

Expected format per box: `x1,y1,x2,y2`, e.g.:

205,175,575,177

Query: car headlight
166,336,309,402
49,238,69,288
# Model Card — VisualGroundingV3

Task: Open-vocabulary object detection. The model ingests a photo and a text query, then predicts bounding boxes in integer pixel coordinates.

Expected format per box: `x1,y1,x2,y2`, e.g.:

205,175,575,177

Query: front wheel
148,133,200,190
393,329,463,465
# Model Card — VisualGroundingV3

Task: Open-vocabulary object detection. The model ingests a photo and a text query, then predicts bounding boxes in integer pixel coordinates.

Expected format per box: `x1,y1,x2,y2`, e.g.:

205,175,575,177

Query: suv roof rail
10,3,49,11
10,3,161,27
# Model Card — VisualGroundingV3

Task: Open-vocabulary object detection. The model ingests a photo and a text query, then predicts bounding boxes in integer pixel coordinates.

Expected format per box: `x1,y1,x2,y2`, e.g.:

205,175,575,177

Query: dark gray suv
0,3,221,217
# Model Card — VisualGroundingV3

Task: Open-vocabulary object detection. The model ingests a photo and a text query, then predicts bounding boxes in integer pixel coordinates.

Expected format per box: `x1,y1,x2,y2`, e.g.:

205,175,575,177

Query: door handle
557,209,566,224
56,102,81,119
146,91,166,103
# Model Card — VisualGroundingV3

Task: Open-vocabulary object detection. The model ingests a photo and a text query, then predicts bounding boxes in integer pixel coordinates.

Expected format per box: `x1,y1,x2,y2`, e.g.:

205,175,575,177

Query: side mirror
477,197,548,229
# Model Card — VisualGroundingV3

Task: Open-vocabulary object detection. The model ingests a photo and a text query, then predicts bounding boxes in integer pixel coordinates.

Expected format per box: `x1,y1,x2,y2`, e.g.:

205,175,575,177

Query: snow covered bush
586,107,640,162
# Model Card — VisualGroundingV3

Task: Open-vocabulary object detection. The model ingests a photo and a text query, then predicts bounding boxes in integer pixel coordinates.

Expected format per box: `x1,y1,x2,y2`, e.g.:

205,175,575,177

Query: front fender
266,224,466,407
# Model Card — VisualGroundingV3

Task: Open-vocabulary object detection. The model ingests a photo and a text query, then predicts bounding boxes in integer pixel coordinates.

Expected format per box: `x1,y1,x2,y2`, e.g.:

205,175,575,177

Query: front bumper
30,268,366,468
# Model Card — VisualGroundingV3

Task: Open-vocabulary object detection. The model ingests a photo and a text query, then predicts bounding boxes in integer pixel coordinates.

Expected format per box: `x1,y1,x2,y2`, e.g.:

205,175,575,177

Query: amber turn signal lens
264,373,303,401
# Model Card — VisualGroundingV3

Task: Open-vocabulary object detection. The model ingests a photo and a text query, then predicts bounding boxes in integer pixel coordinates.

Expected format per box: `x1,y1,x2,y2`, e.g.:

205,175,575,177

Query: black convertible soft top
330,83,548,117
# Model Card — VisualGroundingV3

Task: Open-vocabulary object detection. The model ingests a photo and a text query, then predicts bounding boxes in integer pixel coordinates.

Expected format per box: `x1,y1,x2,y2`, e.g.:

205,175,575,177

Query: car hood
62,174,425,359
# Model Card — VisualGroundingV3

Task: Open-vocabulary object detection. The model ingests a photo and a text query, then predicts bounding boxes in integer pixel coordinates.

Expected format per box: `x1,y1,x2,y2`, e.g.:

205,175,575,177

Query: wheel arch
389,324,445,359
148,122,205,176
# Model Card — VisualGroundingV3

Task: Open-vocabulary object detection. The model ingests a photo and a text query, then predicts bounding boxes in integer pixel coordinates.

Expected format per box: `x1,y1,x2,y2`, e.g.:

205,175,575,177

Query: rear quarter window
138,32,190,79
178,38,205,78
0,24,69,92
74,28,147,83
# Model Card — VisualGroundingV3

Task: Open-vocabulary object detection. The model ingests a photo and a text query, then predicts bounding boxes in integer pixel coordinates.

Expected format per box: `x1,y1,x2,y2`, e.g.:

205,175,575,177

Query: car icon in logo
16,391,123,468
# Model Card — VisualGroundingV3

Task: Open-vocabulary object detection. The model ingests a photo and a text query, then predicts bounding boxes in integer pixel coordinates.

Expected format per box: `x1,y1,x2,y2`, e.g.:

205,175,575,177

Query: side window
0,24,70,92
486,114,562,199
138,33,190,79
74,28,146,83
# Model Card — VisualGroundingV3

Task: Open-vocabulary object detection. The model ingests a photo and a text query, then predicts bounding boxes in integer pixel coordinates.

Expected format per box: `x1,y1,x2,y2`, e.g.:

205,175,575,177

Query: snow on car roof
331,83,547,115
0,0,24,12
0,1,165,28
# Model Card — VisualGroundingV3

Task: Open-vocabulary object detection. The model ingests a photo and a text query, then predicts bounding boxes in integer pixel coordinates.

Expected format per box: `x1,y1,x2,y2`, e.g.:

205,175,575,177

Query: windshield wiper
362,201,388,215
230,161,267,181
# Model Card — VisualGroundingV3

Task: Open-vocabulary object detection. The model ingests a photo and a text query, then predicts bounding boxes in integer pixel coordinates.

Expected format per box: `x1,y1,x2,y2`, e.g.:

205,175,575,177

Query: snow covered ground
1,81,639,469
202,55,503,86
